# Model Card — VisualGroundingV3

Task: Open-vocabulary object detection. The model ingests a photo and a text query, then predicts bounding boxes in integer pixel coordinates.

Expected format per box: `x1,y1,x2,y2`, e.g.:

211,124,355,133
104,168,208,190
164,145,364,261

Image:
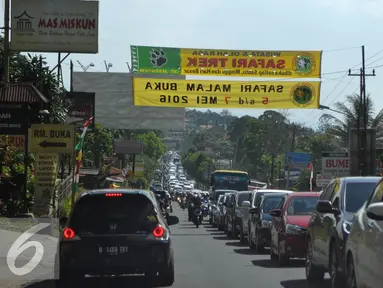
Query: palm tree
319,93,383,148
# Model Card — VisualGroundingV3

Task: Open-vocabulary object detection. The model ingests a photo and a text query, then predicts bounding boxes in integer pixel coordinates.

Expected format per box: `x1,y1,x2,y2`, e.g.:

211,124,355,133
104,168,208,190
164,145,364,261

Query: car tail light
153,225,165,238
105,193,122,197
63,228,75,239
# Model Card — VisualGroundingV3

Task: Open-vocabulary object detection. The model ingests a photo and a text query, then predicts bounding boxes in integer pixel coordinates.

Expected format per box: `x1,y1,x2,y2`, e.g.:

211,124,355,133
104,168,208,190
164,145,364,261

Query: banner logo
291,83,315,107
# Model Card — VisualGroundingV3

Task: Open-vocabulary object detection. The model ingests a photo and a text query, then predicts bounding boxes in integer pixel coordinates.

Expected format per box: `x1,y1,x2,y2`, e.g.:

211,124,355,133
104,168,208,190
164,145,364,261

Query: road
4,205,330,288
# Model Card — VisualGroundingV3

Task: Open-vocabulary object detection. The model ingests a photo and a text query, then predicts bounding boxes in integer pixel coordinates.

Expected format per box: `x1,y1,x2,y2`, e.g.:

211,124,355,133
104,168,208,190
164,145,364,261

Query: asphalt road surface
5,205,331,288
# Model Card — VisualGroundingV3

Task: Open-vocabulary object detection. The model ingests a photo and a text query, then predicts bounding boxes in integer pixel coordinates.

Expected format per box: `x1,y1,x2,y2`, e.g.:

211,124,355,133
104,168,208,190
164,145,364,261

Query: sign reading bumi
30,124,74,154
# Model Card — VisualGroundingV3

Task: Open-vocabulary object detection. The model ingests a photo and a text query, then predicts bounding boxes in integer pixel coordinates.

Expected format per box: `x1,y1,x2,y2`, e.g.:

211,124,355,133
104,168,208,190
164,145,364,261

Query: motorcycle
192,206,203,228
201,203,209,217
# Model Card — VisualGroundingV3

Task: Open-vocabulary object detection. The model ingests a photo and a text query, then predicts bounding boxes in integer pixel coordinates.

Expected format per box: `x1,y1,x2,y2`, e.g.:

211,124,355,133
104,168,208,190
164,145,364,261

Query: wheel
330,243,345,288
218,224,223,231
232,222,237,239
157,260,175,287
254,229,264,252
346,254,357,288
248,227,255,249
305,237,325,284
209,217,212,225
270,246,278,261
240,226,246,243
58,268,83,286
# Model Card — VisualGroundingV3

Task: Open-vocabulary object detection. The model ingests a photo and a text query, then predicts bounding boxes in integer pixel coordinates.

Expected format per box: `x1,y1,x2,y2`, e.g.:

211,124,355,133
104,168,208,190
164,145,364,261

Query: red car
269,192,321,265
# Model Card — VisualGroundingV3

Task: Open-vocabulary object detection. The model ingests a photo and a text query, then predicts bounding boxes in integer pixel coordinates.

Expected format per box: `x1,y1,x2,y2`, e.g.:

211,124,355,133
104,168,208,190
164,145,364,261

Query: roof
257,189,294,193
340,176,381,183
289,192,322,197
238,191,251,194
79,189,153,200
263,192,290,198
213,170,248,174
0,83,48,103
215,189,238,192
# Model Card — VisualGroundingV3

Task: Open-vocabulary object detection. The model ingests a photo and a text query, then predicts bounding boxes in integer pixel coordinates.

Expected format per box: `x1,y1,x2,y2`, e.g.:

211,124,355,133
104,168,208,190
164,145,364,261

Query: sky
1,0,383,128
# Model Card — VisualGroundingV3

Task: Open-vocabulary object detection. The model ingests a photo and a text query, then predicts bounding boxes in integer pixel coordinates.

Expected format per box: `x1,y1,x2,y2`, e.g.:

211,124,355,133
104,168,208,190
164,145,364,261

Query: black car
248,192,291,252
305,176,380,287
55,189,179,286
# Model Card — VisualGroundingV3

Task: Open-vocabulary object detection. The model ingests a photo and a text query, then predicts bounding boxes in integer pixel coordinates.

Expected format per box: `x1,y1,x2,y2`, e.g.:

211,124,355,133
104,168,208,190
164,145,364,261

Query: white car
345,178,383,288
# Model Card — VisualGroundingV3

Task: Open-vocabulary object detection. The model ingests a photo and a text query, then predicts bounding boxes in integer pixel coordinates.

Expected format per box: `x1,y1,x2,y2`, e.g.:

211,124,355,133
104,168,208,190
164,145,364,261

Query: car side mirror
269,209,282,217
366,203,383,221
316,200,338,214
167,215,179,225
241,201,251,207
59,217,68,229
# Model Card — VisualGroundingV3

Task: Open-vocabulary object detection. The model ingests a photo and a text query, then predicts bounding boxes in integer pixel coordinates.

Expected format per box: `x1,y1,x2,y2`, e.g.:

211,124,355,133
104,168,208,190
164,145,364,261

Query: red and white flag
308,162,313,191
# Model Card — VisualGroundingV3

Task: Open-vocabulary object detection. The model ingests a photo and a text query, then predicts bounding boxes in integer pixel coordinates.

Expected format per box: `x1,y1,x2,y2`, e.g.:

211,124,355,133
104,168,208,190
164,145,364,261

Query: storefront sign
133,78,320,109
11,0,99,53
131,46,322,78
33,153,59,216
321,152,350,176
0,135,25,151
0,104,27,135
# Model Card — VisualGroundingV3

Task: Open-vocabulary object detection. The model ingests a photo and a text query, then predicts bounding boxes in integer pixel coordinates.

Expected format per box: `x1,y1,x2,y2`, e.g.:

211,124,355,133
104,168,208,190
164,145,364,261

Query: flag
308,162,313,191
73,116,94,196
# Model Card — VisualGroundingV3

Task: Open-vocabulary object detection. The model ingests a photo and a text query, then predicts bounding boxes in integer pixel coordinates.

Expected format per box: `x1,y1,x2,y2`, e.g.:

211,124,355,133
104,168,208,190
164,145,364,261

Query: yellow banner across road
180,49,322,78
133,78,321,109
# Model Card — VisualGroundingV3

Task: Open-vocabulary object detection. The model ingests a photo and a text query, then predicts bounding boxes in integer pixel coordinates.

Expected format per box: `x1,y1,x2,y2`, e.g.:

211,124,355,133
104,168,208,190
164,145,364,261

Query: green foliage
82,124,114,167
136,131,166,161
182,151,212,186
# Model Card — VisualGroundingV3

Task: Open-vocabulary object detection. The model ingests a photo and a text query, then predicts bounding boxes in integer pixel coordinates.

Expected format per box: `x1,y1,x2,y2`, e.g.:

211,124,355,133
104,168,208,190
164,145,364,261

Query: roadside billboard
72,72,185,131
131,46,322,78
11,0,99,53
316,174,332,187
285,152,312,168
321,152,350,176
132,78,320,109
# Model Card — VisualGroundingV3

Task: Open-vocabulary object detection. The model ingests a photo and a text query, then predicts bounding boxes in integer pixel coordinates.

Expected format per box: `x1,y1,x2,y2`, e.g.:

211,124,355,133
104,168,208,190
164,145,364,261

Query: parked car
224,191,239,237
55,189,179,286
246,189,293,249
305,177,380,287
213,193,231,230
248,191,293,252
234,191,252,243
345,177,383,288
209,190,237,226
269,192,321,265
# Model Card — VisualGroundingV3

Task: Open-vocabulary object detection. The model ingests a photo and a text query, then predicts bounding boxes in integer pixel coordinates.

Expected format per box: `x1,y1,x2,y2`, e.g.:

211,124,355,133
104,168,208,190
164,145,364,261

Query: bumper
258,227,271,246
59,241,171,275
279,234,307,258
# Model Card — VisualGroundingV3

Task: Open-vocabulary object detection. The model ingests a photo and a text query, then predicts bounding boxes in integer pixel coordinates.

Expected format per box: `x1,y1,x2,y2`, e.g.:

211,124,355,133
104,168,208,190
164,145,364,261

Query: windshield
218,196,224,203
262,196,284,213
214,190,232,201
287,196,319,215
345,182,378,213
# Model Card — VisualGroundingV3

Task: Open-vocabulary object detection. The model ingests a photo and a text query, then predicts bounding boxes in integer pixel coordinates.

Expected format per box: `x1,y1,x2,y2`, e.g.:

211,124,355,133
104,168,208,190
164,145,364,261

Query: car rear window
237,193,249,205
262,196,284,212
287,196,319,215
69,194,158,234
345,182,378,213
214,191,228,201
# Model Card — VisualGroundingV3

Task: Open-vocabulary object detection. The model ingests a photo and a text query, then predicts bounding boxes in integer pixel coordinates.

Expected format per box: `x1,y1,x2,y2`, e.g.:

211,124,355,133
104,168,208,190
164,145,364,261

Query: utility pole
285,125,296,188
348,45,376,176
3,0,10,82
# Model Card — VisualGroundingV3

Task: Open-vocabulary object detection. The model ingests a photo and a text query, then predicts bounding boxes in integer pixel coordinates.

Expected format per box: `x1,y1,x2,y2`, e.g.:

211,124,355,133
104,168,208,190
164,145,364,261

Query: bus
210,170,250,191
248,180,268,190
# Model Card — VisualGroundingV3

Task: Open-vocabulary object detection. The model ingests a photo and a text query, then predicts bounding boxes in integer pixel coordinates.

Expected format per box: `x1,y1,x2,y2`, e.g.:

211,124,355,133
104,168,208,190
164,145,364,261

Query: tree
82,124,114,168
182,151,212,187
136,131,166,161
319,93,383,147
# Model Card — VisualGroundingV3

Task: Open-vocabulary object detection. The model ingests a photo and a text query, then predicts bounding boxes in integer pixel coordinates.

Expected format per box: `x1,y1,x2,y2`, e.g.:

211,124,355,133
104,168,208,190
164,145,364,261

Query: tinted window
345,182,378,212
238,193,250,205
262,196,284,212
214,190,230,201
218,196,224,203
70,194,158,234
287,196,319,215
154,190,166,198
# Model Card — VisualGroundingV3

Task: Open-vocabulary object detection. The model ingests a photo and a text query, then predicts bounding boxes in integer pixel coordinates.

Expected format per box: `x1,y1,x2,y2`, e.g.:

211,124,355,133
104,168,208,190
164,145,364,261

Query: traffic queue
205,176,383,288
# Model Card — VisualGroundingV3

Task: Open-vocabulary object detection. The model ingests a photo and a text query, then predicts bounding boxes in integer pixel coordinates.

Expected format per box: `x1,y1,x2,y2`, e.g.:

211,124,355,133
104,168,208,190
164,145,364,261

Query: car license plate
98,246,129,255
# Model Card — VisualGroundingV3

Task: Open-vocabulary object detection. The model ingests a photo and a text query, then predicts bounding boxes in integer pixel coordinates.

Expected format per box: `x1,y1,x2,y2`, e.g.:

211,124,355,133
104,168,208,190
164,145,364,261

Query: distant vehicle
210,170,249,191
55,189,179,286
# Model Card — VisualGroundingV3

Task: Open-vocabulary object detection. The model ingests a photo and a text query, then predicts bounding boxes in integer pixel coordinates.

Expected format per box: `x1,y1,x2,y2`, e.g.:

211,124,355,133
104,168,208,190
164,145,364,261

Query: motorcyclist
186,193,194,221
191,194,202,221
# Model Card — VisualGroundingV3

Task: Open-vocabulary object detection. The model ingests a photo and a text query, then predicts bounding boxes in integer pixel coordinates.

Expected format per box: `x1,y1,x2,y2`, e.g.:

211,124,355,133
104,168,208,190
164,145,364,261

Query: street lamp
77,61,94,72
319,104,348,116
104,61,113,72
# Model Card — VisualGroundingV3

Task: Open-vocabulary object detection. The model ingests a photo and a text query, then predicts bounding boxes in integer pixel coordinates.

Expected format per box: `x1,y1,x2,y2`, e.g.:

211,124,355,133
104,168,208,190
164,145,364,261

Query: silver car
235,191,252,243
